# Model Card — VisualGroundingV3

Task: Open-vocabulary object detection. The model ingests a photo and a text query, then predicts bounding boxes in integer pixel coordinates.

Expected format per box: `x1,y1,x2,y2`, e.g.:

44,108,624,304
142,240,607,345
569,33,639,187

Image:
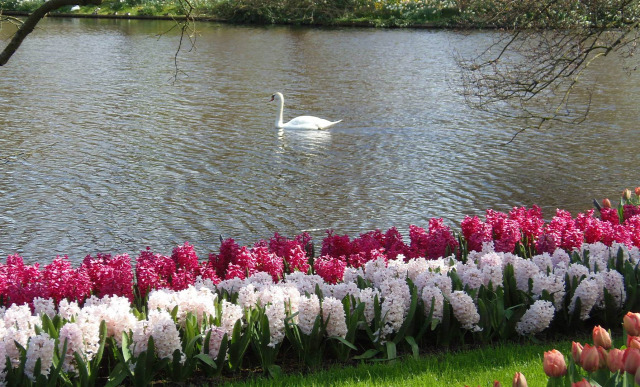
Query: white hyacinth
207,326,227,360
379,278,411,337
237,284,258,311
569,275,603,320
515,300,555,336
264,302,286,348
531,273,566,310
566,263,590,283
285,272,325,295
532,253,553,274
57,299,82,321
33,297,56,319
601,269,626,309
58,322,88,373
421,286,444,321
220,300,244,336
132,309,185,361
25,333,55,381
342,267,365,285
322,297,347,339
551,248,570,270
448,291,481,331
297,294,321,336
322,282,359,302
83,295,137,347
358,287,381,325
512,257,540,292
148,286,217,327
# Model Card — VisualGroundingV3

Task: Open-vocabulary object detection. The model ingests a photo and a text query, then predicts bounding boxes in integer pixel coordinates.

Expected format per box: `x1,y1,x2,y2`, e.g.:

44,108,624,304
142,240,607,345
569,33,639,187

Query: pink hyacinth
321,230,354,259
0,255,44,306
625,215,640,247
461,215,492,252
82,253,134,302
171,242,200,273
409,219,459,259
539,209,584,253
601,207,621,225
266,233,310,273
208,238,241,278
623,205,640,222
253,246,284,282
43,256,92,304
135,248,176,299
509,205,545,246
313,255,347,284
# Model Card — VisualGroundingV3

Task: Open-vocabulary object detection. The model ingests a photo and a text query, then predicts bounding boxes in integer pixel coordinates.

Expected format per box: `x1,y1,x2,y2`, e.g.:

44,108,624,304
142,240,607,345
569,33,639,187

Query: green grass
215,337,586,387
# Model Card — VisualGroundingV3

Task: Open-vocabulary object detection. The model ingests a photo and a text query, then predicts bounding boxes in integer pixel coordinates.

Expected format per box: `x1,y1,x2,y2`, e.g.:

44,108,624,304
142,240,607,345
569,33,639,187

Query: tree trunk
0,0,103,66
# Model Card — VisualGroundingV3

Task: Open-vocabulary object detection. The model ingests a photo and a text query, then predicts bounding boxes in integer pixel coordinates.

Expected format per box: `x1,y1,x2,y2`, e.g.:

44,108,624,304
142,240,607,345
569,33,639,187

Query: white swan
270,92,342,130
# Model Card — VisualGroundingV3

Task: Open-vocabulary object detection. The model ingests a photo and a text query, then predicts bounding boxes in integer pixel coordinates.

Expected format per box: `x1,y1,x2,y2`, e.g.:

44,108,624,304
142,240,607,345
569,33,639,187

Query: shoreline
1,10,445,28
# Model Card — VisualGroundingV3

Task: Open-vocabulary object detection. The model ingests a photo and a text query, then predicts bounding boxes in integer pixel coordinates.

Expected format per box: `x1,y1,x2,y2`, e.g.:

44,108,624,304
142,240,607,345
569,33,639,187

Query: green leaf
405,336,419,359
106,363,130,387
329,336,358,350
195,353,216,368
386,341,397,360
352,349,380,360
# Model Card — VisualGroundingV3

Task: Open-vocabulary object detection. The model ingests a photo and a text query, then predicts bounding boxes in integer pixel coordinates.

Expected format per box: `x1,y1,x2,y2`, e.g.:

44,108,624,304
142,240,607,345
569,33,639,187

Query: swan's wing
285,116,341,130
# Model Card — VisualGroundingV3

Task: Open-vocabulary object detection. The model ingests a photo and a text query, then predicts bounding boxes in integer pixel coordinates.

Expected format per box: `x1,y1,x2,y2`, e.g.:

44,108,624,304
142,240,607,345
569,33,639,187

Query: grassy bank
205,337,585,386
1,0,461,27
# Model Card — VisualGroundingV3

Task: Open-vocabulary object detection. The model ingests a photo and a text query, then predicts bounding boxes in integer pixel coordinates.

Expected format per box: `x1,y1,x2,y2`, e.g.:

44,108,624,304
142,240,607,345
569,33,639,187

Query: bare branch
1,0,103,66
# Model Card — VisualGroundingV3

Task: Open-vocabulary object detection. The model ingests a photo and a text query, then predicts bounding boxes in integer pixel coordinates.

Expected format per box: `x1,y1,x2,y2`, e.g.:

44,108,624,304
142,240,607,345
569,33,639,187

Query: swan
270,92,342,130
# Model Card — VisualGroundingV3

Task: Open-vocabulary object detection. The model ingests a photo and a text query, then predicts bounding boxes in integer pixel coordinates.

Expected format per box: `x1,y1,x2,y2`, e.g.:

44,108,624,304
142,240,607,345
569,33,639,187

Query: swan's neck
275,96,284,129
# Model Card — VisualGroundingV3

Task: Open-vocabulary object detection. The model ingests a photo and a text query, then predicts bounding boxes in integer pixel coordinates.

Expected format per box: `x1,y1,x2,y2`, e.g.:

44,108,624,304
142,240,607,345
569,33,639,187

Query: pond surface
1,18,639,264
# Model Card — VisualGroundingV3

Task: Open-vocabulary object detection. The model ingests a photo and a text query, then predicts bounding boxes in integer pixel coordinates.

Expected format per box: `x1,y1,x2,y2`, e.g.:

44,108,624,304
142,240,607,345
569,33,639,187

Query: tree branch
0,0,102,66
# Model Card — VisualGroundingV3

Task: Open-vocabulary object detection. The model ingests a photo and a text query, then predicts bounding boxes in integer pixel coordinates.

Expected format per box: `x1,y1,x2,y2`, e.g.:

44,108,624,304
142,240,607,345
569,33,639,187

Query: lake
1,18,639,264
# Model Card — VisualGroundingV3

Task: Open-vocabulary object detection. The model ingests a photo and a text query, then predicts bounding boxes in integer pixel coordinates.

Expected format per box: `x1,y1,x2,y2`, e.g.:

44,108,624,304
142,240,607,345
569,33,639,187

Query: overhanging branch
0,0,102,66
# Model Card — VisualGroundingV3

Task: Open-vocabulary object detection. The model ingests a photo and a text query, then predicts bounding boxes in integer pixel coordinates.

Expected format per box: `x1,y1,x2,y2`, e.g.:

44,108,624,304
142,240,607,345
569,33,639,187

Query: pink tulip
580,344,600,373
572,379,593,387
572,342,583,364
628,335,640,349
593,326,612,349
624,348,640,375
512,372,527,387
624,312,640,337
608,348,626,373
635,187,640,197
543,349,567,378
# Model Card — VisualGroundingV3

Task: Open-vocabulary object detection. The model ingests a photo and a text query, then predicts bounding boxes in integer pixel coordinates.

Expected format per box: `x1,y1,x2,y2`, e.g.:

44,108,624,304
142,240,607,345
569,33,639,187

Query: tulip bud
572,342,584,365
512,372,527,387
624,312,640,336
543,349,567,378
581,344,601,373
493,381,502,387
572,378,593,387
608,348,625,373
624,348,640,375
602,198,612,208
628,336,640,349
623,189,632,201
593,326,612,349
636,187,640,197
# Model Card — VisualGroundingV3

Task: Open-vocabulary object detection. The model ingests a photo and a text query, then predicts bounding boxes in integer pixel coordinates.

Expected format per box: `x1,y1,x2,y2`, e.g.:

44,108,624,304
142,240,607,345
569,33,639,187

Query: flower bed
1,190,640,385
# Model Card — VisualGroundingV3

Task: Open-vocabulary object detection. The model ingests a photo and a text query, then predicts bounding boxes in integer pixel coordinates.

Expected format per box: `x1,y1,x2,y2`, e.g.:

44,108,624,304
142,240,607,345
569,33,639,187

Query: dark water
1,18,639,264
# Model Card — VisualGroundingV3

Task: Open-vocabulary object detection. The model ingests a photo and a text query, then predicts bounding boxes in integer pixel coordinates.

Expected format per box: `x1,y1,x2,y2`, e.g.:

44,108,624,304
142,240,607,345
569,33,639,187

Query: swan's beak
269,95,275,102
